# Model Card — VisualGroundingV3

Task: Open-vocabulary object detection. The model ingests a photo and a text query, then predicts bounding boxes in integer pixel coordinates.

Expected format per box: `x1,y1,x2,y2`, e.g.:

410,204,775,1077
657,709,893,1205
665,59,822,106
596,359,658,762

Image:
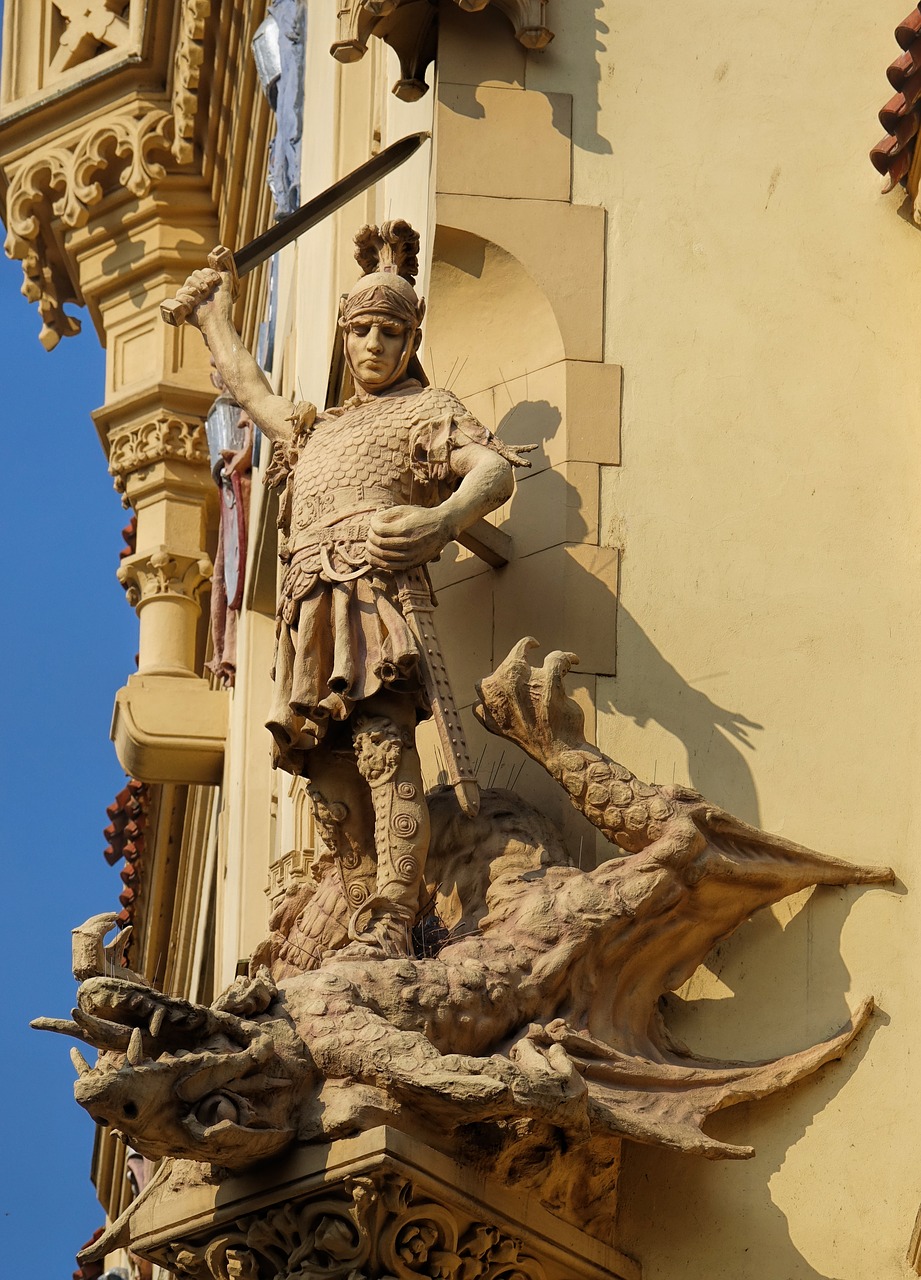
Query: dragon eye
194,1093,241,1127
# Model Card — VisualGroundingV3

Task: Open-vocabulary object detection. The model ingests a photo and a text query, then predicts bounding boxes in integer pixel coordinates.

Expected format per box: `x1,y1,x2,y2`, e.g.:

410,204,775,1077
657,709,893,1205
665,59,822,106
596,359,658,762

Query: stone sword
160,130,430,326
396,570,481,819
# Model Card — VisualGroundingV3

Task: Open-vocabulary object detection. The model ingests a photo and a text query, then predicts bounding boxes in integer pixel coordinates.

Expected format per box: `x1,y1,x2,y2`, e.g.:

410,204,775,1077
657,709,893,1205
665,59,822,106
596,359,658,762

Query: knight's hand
366,505,456,570
173,266,234,331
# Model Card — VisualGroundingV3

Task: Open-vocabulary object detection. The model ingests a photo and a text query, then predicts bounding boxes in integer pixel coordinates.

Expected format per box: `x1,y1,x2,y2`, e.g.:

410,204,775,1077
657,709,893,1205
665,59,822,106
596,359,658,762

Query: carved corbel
331,0,553,100
108,414,210,496
2,104,175,348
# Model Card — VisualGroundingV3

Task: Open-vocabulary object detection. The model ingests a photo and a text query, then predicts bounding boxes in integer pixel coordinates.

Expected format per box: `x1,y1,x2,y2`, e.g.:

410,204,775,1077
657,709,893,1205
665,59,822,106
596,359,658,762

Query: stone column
1,94,229,783
72,171,227,783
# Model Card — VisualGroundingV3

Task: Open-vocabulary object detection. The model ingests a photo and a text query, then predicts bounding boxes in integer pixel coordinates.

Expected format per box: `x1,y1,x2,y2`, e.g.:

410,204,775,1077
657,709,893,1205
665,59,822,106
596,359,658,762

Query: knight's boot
348,713,430,958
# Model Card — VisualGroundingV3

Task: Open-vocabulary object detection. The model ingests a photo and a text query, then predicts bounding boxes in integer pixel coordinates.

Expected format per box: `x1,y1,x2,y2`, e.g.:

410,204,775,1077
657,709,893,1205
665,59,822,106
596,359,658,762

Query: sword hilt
160,245,240,328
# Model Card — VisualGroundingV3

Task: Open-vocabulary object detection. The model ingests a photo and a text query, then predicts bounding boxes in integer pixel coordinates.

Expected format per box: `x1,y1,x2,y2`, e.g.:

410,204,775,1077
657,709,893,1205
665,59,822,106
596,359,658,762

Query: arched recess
422,216,621,855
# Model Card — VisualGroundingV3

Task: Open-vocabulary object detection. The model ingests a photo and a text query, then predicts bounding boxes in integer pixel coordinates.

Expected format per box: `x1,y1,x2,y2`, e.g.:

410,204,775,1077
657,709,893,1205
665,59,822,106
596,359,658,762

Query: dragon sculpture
35,639,893,1242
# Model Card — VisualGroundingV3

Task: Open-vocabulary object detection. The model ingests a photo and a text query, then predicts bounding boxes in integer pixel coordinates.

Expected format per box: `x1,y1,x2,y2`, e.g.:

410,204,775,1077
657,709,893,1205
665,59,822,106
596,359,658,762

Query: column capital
117,546,212,610
108,413,210,495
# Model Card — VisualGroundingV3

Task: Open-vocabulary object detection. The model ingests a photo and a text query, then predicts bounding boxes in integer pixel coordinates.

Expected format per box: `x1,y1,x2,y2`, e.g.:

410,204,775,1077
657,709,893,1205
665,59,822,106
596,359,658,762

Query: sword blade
234,131,430,277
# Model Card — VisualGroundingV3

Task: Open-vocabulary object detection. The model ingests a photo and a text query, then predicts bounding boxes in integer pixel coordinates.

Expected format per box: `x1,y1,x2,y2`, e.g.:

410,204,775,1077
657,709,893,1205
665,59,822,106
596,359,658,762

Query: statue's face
346,317,410,390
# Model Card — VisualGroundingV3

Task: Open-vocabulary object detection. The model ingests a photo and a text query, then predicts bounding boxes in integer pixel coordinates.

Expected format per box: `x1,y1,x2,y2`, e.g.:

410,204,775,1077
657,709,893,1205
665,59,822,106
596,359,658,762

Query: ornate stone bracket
3,103,175,348
108,414,210,496
166,1174,553,1280
332,0,553,101
109,1130,638,1280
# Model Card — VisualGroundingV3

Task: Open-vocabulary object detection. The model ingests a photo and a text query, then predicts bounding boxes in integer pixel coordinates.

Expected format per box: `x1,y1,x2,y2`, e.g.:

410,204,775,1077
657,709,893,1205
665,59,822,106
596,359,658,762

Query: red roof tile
120,516,137,561
872,4,921,191
103,778,149,943
73,1228,105,1280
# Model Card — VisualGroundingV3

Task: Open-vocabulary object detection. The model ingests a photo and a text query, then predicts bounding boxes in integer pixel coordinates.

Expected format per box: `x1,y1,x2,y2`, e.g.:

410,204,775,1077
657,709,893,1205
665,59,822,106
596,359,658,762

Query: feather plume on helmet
339,221,428,387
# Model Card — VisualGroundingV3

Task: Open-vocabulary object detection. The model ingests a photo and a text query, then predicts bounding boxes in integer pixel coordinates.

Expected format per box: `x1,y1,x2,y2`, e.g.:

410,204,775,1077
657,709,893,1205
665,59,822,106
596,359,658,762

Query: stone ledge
111,674,227,785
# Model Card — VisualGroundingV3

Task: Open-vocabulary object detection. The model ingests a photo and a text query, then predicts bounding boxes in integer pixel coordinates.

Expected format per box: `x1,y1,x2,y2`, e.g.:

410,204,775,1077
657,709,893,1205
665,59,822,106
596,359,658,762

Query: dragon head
33,916,307,1168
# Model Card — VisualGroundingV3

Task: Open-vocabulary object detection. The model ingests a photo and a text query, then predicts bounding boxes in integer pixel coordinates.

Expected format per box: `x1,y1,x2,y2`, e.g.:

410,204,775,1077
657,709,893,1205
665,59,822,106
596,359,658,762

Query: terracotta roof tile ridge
102,778,150,941
872,4,921,191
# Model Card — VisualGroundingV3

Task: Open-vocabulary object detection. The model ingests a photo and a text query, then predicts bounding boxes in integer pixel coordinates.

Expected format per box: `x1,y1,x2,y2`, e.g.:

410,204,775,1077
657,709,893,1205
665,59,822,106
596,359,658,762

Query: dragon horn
70,1046,92,1077
31,1016,87,1041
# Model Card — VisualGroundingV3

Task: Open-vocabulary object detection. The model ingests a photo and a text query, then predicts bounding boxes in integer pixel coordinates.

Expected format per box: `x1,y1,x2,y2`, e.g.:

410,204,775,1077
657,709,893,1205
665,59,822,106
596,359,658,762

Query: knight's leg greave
304,745,377,926
352,711,430,955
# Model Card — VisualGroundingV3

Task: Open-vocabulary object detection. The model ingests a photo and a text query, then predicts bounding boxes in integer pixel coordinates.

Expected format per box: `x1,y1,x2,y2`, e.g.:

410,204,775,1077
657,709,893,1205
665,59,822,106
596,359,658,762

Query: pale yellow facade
2,2,919,1278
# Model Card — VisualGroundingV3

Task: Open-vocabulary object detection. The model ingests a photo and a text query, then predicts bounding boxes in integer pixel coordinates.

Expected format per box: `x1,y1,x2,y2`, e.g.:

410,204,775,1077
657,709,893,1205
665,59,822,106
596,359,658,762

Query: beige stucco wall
505,2,921,1276
252,10,921,1273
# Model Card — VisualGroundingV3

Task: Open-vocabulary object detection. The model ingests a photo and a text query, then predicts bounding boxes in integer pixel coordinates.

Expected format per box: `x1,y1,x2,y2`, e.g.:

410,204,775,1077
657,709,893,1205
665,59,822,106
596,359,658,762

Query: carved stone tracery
108,414,210,493
332,0,553,101
158,1171,549,1280
3,104,175,348
49,0,132,76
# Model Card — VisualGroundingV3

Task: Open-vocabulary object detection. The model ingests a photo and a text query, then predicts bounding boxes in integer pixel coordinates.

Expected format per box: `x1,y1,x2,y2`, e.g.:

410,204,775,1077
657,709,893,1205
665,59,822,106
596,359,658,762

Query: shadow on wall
501,396,764,828
603,601,764,827
616,886,889,1280
439,0,613,155
450,392,765,857
554,0,614,154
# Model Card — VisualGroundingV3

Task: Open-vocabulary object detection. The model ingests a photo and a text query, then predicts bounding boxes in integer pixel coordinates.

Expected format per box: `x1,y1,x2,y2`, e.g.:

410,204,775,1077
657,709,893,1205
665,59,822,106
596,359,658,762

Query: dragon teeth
127,1026,144,1066
70,1046,92,1077
149,1006,167,1037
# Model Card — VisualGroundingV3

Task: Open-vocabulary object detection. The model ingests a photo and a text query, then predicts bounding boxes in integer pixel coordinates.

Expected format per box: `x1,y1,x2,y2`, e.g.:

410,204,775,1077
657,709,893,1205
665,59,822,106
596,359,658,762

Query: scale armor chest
289,399,423,534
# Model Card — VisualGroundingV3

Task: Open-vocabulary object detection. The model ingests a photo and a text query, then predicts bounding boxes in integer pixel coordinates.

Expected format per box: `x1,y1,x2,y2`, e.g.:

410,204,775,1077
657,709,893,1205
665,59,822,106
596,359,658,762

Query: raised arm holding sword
167,138,532,958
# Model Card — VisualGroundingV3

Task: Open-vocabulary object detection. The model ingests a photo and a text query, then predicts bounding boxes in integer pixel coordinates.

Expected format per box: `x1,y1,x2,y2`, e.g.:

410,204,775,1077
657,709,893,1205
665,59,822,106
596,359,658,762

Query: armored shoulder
409,385,535,479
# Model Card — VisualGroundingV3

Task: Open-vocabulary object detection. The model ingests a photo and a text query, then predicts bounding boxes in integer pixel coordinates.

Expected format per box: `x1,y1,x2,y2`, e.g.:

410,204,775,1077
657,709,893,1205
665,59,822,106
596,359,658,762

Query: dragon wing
558,806,894,1157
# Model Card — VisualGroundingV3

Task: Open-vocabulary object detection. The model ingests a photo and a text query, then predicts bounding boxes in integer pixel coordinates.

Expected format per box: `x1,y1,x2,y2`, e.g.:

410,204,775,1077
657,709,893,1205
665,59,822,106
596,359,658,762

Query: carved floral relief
162,1171,550,1280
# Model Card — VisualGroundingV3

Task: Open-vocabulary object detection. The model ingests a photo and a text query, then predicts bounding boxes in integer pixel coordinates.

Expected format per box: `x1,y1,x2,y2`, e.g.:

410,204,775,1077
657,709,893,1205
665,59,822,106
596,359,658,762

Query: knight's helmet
338,220,428,387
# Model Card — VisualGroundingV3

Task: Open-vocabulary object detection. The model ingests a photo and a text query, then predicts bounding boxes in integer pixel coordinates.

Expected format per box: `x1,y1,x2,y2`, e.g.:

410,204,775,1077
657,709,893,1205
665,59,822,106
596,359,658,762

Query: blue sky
0,193,138,1267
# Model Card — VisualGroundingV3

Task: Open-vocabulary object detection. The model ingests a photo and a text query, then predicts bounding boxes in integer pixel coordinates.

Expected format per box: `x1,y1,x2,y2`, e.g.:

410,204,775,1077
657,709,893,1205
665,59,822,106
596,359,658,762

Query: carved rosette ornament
2,104,175,348
117,548,213,609
158,1171,549,1280
332,0,553,101
108,414,210,495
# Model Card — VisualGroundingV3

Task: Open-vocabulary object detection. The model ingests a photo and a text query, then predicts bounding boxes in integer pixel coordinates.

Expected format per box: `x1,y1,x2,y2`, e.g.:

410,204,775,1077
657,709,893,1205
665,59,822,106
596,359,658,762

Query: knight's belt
282,486,398,561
